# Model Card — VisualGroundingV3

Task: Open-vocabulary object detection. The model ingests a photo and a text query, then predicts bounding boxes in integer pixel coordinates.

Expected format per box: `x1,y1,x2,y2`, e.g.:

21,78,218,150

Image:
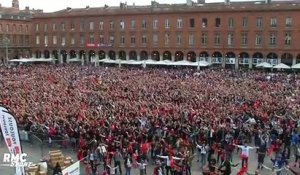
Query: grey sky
0,0,275,12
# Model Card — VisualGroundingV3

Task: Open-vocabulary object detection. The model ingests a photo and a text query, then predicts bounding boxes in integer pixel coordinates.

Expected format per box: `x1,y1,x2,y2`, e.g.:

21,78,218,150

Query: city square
0,0,300,175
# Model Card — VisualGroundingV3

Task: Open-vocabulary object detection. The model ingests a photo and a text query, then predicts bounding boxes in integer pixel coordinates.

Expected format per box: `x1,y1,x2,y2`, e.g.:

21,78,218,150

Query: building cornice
33,3,300,19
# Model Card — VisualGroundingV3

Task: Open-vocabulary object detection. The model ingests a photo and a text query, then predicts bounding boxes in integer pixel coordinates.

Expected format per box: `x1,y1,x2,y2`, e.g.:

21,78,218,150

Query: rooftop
33,1,300,18
0,2,43,20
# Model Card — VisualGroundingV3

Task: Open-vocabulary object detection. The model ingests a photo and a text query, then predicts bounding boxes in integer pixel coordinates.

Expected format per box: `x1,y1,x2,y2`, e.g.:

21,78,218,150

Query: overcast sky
0,0,294,12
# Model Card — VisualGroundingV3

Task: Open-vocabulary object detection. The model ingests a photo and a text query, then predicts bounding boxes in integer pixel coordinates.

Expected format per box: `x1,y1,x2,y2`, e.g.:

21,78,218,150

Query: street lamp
2,37,10,65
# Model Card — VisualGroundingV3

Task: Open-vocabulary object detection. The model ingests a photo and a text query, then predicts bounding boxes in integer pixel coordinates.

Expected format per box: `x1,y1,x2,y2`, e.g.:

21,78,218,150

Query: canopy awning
68,58,81,62
120,60,143,65
256,62,273,68
99,59,211,67
273,63,290,69
198,60,211,67
9,58,57,63
292,63,300,69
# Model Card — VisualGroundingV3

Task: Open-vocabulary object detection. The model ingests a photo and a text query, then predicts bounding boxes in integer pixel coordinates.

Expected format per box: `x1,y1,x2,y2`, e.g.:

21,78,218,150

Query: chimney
224,0,230,5
265,0,271,4
151,1,159,7
187,0,193,6
197,0,205,4
12,0,19,9
120,2,124,9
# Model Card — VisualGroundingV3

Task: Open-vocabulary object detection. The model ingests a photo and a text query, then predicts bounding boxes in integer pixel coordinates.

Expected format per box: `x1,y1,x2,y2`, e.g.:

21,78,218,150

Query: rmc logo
2,153,33,167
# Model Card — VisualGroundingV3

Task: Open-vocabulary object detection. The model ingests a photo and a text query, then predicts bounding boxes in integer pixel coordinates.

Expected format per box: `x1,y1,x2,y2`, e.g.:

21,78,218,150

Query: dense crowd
1,64,300,175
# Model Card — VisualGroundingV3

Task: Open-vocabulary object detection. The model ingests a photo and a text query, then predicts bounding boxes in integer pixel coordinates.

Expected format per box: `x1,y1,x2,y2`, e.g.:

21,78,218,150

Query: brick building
0,0,42,63
31,0,300,69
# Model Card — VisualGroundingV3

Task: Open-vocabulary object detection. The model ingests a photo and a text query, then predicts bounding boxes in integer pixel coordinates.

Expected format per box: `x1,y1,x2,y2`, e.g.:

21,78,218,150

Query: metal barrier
1,129,81,175
29,132,44,157
19,130,79,158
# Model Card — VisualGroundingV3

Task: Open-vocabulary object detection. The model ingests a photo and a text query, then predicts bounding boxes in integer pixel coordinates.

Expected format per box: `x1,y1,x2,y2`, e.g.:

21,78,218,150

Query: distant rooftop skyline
0,0,297,12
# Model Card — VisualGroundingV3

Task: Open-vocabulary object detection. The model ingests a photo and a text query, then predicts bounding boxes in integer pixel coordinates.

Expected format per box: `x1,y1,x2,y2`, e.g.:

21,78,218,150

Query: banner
0,106,25,175
62,161,80,175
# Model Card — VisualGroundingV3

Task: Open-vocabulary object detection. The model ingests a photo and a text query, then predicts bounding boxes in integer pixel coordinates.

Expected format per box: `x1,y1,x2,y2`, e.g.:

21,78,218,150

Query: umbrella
292,63,300,69
273,63,290,69
256,62,273,68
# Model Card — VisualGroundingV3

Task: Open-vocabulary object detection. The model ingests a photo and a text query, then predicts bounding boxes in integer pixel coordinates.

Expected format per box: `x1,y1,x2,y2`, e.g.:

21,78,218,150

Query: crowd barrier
19,130,79,158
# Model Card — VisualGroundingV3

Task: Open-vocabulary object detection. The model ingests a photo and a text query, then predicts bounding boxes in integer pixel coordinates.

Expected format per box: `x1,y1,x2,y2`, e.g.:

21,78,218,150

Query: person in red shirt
140,142,150,161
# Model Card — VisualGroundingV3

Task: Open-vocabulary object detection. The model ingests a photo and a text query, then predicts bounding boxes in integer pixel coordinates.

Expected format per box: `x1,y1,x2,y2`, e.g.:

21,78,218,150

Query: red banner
86,43,96,48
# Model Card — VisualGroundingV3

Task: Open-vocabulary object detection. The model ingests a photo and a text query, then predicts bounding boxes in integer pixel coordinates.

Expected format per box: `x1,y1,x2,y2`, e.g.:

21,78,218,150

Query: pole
197,57,200,70
5,44,8,65
58,49,60,64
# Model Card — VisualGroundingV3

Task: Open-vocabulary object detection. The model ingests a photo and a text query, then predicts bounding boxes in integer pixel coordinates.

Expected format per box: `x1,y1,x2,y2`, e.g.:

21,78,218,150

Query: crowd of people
1,64,300,175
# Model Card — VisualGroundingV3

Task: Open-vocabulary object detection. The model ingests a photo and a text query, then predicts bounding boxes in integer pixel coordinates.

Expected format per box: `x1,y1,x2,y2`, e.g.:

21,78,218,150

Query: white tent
103,59,118,64
121,60,143,65
68,58,81,62
273,63,290,69
9,58,56,63
143,59,159,65
99,58,109,62
156,60,173,65
256,62,273,68
171,60,194,66
291,63,300,69
198,60,211,67
9,58,32,62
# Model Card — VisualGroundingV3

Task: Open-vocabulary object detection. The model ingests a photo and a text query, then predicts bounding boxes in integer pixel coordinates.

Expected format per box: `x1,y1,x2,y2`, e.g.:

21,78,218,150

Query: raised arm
248,146,259,149
262,164,284,172
262,164,272,171
100,143,108,147
233,144,243,148
172,156,183,160
112,166,119,170
138,118,142,123
157,155,168,159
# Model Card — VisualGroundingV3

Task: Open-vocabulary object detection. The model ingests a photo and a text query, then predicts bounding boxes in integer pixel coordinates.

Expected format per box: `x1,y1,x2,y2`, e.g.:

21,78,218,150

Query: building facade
31,1,300,69
0,0,42,63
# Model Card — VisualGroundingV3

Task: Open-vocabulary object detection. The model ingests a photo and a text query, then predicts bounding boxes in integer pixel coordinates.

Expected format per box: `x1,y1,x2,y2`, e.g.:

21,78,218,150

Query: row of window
35,16,293,32
0,34,30,45
0,23,29,33
35,32,293,47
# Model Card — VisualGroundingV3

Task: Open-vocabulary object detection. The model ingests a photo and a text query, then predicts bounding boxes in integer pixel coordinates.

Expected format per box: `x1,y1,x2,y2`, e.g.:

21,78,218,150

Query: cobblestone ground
0,141,294,175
